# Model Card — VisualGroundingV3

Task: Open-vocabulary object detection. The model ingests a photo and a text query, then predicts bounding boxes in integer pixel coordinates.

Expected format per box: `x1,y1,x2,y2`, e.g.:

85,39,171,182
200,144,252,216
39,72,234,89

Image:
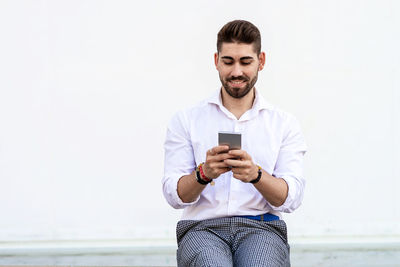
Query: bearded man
162,20,307,267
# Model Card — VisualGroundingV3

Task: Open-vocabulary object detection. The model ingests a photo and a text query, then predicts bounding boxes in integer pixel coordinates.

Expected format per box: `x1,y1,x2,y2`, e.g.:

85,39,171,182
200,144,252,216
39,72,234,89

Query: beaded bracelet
198,163,211,182
195,163,212,185
249,165,262,184
195,169,210,185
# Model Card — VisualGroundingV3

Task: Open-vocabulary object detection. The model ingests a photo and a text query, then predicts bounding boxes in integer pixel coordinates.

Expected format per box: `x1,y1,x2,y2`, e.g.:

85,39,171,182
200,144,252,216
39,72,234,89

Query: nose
231,63,243,77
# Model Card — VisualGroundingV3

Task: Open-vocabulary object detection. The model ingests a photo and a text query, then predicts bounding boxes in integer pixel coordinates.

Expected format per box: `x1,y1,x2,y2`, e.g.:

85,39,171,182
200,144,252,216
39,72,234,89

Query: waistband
237,213,280,222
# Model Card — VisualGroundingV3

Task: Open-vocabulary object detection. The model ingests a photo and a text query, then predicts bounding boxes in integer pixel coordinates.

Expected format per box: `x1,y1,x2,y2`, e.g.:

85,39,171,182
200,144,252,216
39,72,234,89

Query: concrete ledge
0,237,399,267
1,236,399,255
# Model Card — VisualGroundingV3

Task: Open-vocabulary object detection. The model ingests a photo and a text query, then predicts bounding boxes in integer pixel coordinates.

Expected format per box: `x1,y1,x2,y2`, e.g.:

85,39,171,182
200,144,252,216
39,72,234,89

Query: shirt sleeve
270,115,307,213
162,111,200,209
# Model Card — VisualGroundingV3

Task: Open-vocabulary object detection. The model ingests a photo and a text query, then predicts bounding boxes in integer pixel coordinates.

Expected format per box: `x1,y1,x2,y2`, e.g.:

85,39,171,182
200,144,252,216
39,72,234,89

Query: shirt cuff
167,174,201,209
269,175,303,213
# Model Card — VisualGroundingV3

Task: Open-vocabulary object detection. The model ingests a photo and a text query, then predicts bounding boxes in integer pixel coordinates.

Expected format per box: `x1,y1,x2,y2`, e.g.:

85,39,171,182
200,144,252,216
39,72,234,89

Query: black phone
218,132,241,150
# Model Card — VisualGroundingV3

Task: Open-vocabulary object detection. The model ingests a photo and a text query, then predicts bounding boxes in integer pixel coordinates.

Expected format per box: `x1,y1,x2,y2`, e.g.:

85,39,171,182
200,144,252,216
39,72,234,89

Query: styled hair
217,20,261,55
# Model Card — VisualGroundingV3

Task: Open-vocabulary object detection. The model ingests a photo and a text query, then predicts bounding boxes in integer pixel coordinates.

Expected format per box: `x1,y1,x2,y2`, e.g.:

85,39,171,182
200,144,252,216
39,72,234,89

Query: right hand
202,145,234,179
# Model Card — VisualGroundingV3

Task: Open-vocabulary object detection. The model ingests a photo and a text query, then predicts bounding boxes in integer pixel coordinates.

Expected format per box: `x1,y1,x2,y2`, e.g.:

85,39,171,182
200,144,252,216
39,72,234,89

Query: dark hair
217,20,261,55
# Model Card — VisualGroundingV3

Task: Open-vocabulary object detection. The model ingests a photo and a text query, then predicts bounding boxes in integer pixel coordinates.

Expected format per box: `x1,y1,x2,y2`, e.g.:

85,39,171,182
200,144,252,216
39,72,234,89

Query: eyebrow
221,56,254,60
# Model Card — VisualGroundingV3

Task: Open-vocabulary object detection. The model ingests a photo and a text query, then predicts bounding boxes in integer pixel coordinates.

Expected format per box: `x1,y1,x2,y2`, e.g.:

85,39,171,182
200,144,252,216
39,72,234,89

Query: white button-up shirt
162,89,307,220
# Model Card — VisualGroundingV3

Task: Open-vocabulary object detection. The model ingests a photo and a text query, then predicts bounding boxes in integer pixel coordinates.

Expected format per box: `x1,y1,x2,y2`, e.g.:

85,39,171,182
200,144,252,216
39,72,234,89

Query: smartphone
218,132,241,150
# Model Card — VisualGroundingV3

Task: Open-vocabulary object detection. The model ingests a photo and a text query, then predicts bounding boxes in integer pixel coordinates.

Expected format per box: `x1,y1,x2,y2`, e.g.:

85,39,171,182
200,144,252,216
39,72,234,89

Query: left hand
224,149,259,183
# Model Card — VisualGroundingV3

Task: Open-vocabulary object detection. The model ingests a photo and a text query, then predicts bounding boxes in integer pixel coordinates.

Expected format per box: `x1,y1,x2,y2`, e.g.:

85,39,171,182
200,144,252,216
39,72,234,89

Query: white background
0,0,399,243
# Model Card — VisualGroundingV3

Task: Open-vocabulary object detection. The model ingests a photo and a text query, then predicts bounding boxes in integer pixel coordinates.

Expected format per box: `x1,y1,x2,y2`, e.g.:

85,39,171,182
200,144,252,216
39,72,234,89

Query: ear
258,52,266,71
214,52,219,69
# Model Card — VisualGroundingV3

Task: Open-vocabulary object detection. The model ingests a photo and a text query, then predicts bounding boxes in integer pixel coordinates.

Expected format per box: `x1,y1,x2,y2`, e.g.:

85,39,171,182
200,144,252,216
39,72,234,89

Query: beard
220,73,258,99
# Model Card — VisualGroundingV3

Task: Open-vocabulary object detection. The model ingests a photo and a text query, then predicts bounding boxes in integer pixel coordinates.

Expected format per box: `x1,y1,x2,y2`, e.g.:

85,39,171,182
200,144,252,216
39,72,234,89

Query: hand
203,145,234,179
224,149,259,183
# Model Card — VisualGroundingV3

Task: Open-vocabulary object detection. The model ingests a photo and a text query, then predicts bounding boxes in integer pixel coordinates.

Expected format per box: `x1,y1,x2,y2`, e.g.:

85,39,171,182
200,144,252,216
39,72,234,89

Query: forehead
219,42,258,58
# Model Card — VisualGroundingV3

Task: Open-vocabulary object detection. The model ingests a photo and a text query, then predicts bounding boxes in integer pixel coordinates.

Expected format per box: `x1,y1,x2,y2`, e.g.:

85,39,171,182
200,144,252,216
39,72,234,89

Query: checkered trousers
176,216,290,267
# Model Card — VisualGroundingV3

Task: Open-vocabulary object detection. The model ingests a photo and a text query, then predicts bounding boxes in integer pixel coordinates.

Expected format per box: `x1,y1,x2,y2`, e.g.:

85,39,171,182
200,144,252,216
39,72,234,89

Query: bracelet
199,163,211,182
195,163,212,185
250,165,262,184
196,170,210,185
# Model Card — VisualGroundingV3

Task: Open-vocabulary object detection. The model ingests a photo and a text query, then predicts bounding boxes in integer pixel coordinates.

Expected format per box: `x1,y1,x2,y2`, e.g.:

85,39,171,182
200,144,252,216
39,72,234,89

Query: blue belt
238,213,279,222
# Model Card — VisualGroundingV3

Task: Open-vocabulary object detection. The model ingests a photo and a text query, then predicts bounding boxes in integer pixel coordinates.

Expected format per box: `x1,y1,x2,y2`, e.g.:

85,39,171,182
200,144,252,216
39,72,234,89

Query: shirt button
237,122,245,132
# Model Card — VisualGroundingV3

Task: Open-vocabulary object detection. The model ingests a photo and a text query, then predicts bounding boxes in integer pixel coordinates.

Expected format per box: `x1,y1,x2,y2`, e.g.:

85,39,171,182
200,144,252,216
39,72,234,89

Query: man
162,20,307,267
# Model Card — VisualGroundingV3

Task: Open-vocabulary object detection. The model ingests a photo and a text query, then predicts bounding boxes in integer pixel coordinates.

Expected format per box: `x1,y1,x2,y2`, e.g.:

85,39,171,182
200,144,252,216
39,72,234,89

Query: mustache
226,76,249,82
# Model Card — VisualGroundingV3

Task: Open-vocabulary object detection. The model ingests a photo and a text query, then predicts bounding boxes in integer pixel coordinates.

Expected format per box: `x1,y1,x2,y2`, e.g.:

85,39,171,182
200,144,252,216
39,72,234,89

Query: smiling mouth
228,80,246,87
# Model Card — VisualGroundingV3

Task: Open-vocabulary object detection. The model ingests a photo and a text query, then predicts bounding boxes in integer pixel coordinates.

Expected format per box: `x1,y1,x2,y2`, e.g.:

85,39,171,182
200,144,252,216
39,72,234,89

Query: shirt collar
207,88,273,112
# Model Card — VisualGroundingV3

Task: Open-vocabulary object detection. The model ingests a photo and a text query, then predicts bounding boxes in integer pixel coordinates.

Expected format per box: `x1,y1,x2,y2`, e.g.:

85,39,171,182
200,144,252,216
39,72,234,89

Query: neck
221,87,256,119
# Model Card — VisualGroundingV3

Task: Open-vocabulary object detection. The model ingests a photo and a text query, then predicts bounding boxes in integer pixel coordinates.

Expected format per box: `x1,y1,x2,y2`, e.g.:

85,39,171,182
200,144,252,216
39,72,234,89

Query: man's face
215,42,265,99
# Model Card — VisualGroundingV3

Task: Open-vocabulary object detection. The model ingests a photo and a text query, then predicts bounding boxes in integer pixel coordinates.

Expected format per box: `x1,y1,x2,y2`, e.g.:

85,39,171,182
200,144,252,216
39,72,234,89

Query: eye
241,61,252,65
223,61,233,65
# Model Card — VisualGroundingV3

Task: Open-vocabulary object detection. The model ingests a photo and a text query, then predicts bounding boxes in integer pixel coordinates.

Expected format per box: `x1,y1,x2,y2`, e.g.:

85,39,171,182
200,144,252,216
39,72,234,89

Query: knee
177,246,232,267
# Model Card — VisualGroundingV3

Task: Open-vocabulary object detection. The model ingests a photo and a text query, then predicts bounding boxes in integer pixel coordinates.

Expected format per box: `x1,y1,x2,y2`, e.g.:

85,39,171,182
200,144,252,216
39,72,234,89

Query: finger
224,158,247,167
228,149,249,159
231,167,253,178
230,166,244,173
204,165,231,179
209,161,231,169
212,145,230,155
210,152,237,162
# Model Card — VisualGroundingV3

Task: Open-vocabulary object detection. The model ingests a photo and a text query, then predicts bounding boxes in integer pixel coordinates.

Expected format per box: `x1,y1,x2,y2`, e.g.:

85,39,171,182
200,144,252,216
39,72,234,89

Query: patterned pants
176,216,290,267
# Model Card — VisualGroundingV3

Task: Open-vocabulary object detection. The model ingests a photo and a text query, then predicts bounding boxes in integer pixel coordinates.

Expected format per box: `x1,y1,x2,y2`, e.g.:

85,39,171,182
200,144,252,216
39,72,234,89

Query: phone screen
218,132,241,150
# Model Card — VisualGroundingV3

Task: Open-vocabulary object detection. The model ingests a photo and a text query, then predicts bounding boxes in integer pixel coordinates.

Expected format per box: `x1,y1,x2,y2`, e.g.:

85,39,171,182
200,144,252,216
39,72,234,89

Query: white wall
0,0,399,242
